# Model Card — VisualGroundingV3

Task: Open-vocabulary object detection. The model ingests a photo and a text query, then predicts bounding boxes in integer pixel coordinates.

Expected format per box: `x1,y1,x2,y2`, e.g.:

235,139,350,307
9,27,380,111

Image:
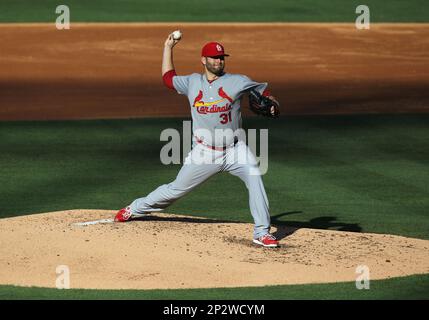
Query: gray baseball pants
129,140,271,239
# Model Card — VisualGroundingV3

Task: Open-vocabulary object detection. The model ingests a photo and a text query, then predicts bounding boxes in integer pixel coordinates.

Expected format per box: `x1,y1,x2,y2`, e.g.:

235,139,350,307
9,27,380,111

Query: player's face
204,56,225,76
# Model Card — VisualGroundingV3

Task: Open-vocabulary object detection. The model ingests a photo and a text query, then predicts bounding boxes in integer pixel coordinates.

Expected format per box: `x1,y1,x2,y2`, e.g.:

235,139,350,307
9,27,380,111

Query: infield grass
0,274,428,299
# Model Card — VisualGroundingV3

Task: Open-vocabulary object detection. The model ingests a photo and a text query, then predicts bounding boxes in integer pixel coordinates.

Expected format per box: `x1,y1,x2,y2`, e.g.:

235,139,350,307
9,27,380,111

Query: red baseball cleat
114,207,133,222
253,234,279,248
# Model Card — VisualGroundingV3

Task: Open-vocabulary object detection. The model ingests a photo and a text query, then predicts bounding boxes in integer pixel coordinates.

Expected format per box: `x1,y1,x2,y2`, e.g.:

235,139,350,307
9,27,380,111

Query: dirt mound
0,210,428,290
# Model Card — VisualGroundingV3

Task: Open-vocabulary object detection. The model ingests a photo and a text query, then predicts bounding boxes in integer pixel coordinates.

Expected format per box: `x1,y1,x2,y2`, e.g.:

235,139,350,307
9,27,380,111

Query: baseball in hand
172,30,182,40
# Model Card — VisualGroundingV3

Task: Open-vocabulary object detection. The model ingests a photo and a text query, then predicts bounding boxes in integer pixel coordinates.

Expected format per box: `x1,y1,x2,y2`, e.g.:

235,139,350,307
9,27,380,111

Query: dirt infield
0,210,428,290
0,23,428,120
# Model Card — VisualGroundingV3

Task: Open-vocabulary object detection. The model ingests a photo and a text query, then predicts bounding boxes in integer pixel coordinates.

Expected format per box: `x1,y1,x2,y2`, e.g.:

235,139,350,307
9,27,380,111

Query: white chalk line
72,218,114,226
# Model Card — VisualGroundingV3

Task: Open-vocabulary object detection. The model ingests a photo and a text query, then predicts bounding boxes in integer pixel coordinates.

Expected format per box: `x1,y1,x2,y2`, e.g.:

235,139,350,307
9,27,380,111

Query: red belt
195,136,238,151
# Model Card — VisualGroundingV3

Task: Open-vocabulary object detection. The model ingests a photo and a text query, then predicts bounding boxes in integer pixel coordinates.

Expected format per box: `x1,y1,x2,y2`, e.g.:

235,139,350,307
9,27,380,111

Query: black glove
249,89,280,118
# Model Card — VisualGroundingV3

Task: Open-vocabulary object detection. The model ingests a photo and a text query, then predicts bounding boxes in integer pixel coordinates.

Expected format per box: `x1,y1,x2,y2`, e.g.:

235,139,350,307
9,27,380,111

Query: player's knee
243,163,262,177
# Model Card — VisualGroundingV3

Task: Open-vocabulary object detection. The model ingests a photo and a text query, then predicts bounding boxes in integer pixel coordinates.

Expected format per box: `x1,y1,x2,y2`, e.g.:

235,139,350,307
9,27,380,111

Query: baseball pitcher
114,33,280,247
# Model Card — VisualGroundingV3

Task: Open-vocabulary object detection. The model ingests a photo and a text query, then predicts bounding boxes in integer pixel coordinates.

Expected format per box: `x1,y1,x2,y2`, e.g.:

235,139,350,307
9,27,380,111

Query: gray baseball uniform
129,73,272,239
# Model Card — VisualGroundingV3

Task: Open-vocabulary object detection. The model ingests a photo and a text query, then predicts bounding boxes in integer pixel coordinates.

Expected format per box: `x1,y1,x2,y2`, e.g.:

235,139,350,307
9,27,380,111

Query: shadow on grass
271,211,362,241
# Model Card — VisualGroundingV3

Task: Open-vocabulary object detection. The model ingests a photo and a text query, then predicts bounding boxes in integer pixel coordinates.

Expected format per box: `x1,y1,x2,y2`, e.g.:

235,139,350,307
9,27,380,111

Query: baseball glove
249,89,280,118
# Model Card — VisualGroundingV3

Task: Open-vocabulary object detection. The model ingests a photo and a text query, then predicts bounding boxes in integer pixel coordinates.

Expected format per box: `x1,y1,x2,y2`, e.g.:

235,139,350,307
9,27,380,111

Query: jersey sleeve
172,75,192,95
236,75,268,96
162,70,177,90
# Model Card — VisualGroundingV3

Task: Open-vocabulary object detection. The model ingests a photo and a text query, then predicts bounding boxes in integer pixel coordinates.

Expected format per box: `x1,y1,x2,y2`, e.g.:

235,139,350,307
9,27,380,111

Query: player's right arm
161,33,193,95
162,33,180,75
162,33,180,90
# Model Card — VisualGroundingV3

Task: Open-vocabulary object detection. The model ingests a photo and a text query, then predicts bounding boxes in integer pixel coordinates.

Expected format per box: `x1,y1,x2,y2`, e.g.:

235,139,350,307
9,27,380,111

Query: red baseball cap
201,42,230,57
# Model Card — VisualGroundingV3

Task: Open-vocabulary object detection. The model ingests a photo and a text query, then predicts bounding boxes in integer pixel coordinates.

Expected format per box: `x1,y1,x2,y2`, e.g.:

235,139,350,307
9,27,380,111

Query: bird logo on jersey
193,87,233,114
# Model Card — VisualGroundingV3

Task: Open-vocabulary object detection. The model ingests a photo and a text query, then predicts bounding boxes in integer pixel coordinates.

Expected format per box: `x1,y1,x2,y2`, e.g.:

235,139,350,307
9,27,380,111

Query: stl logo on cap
201,42,230,57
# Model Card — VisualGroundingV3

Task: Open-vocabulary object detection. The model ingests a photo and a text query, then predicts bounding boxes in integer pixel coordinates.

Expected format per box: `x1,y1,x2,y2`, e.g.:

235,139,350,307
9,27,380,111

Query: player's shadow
271,211,362,241
133,211,362,242
133,215,237,224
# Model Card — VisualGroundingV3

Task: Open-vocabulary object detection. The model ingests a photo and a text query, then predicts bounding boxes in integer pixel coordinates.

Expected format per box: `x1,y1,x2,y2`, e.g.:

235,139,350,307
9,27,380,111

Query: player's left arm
238,75,280,117
261,89,280,117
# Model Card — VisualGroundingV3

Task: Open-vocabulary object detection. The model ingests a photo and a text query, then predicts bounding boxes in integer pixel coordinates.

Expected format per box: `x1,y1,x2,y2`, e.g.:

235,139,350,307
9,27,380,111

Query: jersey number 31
220,111,232,124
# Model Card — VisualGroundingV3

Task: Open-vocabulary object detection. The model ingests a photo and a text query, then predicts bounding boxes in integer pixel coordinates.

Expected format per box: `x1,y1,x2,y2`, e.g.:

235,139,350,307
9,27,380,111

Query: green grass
1,274,428,299
1,114,428,299
0,0,428,22
1,115,428,239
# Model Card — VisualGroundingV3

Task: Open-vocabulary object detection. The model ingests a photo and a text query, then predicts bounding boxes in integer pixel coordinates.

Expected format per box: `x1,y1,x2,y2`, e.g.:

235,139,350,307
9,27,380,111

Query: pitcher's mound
0,210,428,290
